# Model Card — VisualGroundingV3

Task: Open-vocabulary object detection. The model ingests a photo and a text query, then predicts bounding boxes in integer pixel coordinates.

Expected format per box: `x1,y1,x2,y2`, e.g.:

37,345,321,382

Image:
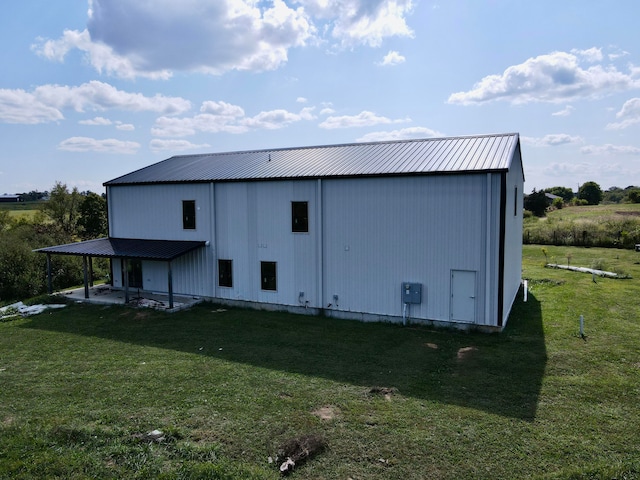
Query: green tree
78,192,108,239
42,182,82,235
544,186,574,203
524,189,548,217
578,181,603,206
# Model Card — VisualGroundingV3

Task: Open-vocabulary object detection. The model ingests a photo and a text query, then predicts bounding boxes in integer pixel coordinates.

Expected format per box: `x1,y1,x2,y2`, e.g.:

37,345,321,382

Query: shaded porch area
59,285,203,312
35,237,207,311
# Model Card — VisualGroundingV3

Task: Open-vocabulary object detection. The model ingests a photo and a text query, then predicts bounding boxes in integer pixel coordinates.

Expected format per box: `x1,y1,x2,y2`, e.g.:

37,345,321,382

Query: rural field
1,244,640,479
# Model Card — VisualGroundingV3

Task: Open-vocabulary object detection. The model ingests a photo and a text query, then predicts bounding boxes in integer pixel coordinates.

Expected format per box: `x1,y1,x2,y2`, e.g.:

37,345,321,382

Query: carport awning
35,237,206,261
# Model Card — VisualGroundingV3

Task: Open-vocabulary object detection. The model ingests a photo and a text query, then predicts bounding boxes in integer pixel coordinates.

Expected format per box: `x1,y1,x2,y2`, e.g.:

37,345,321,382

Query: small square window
218,259,232,287
292,201,308,232
261,261,277,291
183,200,196,229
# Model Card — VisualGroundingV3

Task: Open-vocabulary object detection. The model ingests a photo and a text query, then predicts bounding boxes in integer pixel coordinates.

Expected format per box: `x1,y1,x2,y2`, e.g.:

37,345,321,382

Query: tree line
0,182,108,304
524,182,640,217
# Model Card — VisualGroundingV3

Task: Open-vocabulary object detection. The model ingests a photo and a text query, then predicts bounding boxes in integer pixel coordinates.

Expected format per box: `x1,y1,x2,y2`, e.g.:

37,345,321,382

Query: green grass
1,245,640,478
524,203,640,248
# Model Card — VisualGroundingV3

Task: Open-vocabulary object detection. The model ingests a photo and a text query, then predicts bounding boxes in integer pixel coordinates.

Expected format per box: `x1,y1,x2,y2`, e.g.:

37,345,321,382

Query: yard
1,245,639,479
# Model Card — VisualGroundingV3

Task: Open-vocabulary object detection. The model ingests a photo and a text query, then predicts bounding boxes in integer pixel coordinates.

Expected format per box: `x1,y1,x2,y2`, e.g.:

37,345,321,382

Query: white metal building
44,134,524,330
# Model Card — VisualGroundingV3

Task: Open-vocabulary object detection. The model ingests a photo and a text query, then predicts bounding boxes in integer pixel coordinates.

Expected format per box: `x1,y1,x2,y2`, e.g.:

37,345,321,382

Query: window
292,201,308,233
183,200,196,229
514,187,518,216
218,259,233,287
261,261,277,291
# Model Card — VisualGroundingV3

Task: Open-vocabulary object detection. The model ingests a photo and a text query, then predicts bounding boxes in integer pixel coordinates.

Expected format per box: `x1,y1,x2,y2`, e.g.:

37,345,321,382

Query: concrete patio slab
57,285,204,312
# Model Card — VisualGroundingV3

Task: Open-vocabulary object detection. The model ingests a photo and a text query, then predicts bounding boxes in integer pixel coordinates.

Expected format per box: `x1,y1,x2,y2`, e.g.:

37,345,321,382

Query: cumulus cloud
581,144,640,155
378,50,405,66
33,0,416,78
79,116,112,125
58,136,140,153
115,122,135,131
551,105,574,117
0,81,190,125
521,134,583,147
0,88,64,124
150,139,211,153
301,0,415,47
606,98,640,130
356,126,443,142
152,102,315,136
448,49,640,105
319,110,410,129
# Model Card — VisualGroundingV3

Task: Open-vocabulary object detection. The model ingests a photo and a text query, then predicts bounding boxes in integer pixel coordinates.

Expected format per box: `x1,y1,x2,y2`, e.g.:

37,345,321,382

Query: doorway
450,270,476,323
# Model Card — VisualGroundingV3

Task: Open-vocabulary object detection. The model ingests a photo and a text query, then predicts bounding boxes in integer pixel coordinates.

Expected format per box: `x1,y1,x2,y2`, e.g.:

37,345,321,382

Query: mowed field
1,243,639,479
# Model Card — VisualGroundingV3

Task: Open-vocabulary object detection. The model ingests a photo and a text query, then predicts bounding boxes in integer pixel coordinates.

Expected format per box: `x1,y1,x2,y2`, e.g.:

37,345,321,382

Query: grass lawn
1,245,639,479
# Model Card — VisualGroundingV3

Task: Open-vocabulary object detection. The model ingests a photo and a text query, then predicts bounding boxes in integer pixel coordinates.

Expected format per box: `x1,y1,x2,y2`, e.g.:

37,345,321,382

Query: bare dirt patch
457,346,478,361
311,405,339,421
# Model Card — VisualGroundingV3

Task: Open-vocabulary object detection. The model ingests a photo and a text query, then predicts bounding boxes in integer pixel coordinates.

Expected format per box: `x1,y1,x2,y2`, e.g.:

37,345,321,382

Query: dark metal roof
35,237,206,261
105,133,520,186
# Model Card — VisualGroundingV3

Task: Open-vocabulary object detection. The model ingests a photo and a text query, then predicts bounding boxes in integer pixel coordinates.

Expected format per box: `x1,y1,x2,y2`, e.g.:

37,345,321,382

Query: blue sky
2,0,640,195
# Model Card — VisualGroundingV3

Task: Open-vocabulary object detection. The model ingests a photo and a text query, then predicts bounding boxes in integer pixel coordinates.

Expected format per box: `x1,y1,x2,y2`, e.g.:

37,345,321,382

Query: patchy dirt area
616,211,640,216
457,346,478,361
311,405,339,421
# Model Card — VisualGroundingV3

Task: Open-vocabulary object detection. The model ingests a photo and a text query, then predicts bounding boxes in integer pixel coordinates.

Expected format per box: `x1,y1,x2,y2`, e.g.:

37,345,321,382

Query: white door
450,270,476,323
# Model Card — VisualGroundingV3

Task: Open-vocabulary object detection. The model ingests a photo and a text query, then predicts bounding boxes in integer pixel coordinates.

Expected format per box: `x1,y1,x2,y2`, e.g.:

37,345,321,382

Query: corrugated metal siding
502,147,524,325
108,184,211,241
322,175,488,322
213,181,318,307
105,134,519,185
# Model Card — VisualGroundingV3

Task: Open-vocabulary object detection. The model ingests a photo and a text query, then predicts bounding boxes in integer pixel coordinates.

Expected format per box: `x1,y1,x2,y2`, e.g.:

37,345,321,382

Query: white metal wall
107,183,214,296
322,174,492,324
501,148,525,325
213,180,318,307
107,168,520,327
108,184,212,241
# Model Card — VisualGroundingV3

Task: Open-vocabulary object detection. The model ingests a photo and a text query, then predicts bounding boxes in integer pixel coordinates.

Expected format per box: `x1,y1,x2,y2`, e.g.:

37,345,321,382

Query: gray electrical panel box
402,282,422,304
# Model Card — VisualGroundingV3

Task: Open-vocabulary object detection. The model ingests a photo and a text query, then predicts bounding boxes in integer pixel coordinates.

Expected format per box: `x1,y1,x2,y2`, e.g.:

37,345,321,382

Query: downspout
316,179,324,315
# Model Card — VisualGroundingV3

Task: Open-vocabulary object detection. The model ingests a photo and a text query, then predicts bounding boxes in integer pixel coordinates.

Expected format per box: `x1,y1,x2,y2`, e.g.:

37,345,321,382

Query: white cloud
0,88,64,124
571,47,603,62
378,50,405,66
115,123,135,131
320,107,335,115
0,81,190,125
34,81,191,115
34,0,314,78
300,0,415,47
79,116,112,125
606,98,640,130
149,139,211,153
551,105,574,117
58,136,140,154
319,110,410,129
356,126,443,142
33,0,416,78
448,49,640,105
241,107,317,129
152,102,314,136
521,134,583,147
581,144,640,155
296,97,308,103
200,100,245,117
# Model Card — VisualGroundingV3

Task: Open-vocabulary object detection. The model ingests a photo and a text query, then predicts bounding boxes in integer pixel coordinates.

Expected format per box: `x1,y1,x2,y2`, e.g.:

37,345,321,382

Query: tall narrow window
292,201,308,232
218,259,233,287
261,261,277,291
183,200,196,229
514,187,518,216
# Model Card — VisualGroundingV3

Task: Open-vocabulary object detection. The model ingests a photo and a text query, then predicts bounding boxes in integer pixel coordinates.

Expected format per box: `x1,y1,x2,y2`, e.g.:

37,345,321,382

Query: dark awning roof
35,237,206,261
